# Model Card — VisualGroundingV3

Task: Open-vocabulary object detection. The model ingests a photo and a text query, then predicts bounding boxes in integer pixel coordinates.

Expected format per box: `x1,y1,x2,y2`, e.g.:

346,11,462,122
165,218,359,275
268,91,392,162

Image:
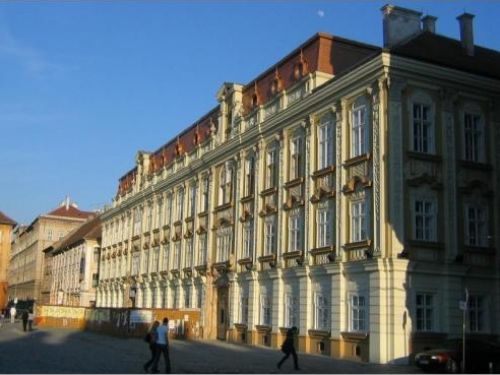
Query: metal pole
462,303,466,373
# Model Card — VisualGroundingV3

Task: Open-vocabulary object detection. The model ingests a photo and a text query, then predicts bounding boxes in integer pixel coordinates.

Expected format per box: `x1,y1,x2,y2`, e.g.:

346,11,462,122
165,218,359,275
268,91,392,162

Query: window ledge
260,187,278,197
459,160,492,171
308,329,330,338
312,165,336,178
340,331,369,340
343,240,372,250
214,202,232,212
406,151,442,162
284,177,304,189
408,240,444,249
344,153,371,167
255,325,272,332
240,195,255,203
464,246,495,254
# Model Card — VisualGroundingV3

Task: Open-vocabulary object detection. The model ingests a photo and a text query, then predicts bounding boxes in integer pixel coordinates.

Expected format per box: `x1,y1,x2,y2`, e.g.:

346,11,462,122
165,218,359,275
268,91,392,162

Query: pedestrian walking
10,306,16,324
0,309,4,327
143,320,160,373
21,310,29,332
28,309,34,331
151,317,171,374
277,326,300,371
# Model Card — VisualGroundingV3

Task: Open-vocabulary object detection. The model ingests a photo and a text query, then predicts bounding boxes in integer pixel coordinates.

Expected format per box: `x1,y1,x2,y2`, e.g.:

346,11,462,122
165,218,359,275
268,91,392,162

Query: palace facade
97,5,500,363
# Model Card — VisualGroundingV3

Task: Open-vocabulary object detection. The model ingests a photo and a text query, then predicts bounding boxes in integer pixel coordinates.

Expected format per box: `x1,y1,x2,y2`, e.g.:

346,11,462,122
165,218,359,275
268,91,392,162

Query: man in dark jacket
21,310,29,332
277,326,299,370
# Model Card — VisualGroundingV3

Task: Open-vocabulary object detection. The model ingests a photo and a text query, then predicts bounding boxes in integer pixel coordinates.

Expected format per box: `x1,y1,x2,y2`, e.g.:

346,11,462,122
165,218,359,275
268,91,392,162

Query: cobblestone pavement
0,322,421,373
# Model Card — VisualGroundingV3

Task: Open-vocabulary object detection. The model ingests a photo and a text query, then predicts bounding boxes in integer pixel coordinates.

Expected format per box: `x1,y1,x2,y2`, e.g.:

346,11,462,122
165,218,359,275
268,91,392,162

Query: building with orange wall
0,211,16,308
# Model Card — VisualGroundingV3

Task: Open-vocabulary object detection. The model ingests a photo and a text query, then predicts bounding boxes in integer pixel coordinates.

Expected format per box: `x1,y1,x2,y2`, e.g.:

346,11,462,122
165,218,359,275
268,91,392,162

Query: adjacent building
97,5,500,363
8,198,94,302
0,211,16,308
41,215,101,307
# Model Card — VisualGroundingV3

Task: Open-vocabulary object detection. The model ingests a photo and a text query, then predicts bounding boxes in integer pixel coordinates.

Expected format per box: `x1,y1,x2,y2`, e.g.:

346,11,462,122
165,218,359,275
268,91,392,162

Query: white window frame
315,293,330,331
189,184,197,218
240,291,249,324
245,156,255,197
290,135,302,180
176,188,184,221
465,203,488,247
198,234,207,265
412,196,437,242
351,103,368,157
350,294,367,332
415,292,434,332
317,203,333,248
468,295,485,332
409,92,435,154
264,216,276,255
463,111,484,163
260,294,272,326
284,293,299,328
243,221,254,259
202,176,210,213
185,238,194,268
318,116,334,170
351,198,368,242
266,147,277,189
288,209,302,252
131,252,140,275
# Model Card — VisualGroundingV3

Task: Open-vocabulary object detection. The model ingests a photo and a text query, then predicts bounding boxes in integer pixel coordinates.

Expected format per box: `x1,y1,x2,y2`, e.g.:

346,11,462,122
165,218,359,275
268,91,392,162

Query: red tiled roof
390,31,500,80
46,205,94,220
0,211,16,226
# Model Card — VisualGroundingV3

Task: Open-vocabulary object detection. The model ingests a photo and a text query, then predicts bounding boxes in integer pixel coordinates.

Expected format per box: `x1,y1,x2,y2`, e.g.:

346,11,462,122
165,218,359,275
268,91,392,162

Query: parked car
415,338,500,373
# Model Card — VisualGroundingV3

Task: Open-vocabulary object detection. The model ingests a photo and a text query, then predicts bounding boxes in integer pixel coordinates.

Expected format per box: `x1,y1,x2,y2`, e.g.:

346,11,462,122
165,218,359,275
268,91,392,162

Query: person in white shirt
28,309,35,331
10,306,16,324
151,317,171,373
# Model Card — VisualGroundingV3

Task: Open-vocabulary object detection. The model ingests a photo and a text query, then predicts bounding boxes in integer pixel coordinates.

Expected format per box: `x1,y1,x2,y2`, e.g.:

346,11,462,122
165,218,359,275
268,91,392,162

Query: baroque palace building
8,198,93,302
97,5,500,363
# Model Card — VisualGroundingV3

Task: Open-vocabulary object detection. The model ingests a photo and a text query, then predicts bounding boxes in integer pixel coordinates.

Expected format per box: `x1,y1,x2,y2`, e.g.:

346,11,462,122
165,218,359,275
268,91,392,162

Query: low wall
35,305,201,340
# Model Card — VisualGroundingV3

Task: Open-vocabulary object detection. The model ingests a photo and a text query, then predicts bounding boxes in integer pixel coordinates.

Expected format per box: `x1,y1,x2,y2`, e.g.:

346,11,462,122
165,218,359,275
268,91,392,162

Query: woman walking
143,321,159,373
277,326,300,371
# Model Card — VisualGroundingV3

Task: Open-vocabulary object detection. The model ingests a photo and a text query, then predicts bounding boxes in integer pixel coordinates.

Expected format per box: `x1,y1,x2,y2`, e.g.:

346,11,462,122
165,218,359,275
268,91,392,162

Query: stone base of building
0,281,8,308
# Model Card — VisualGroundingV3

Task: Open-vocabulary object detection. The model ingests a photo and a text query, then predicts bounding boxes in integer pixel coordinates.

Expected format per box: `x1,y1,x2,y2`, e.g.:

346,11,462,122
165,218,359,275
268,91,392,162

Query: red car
414,338,500,373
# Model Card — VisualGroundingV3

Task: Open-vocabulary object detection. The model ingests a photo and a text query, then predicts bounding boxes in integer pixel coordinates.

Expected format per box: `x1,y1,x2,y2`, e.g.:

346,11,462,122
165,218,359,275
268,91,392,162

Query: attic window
252,94,259,108
294,63,304,80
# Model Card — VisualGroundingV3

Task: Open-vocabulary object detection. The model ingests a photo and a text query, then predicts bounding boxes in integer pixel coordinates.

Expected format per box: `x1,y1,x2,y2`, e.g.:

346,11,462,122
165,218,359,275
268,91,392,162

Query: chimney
422,15,437,33
457,13,475,56
382,4,422,48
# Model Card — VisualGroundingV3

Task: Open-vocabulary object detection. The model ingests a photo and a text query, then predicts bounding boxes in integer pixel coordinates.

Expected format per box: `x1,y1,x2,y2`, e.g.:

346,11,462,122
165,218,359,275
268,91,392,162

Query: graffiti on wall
40,305,85,319
130,310,153,324
84,308,110,322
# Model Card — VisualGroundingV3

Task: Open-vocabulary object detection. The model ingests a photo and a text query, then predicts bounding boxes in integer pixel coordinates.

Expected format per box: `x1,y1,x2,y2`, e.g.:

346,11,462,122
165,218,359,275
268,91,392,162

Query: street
0,322,420,373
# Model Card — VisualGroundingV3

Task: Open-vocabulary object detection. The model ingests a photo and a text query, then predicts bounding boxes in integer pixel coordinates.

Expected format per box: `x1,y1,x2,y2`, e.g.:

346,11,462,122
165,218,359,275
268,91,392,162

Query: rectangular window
352,105,367,157
173,242,181,269
260,295,272,326
47,229,53,241
133,208,142,236
290,137,302,180
185,238,193,268
414,198,436,241
351,295,366,332
464,113,482,162
351,199,367,242
217,230,231,262
240,294,249,324
166,195,173,225
184,286,191,308
416,293,433,331
92,273,99,288
318,118,334,170
413,103,433,153
265,217,276,255
245,157,255,197
177,189,184,221
152,247,160,273
131,252,140,275
189,185,197,218
147,206,153,232
315,294,330,331
468,295,484,332
284,293,299,328
243,222,254,259
198,234,207,265
266,149,277,189
142,249,149,274
202,177,209,213
162,244,169,271
157,201,163,229
465,204,488,247
317,207,332,248
289,212,302,252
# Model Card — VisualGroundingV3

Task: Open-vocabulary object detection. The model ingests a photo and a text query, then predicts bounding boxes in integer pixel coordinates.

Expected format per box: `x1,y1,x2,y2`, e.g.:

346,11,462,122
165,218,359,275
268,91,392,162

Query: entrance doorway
216,286,228,340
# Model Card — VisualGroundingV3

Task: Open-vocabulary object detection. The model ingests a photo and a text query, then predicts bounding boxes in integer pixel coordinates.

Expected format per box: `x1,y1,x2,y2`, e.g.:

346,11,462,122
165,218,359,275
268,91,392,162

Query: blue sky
1,1,499,225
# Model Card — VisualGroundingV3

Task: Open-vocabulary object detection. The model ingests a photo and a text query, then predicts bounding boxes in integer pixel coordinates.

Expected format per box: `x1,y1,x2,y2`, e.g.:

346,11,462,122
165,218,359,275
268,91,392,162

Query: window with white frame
465,204,488,247
176,188,184,221
416,293,434,331
165,194,173,225
243,221,254,259
464,112,483,162
146,204,153,232
216,228,231,262
290,136,302,180
133,208,142,236
266,147,278,189
240,290,249,324
152,247,160,273
468,295,485,332
260,294,272,326
189,184,197,218
162,244,169,271
284,293,299,328
413,197,437,241
219,165,233,205
151,287,158,308
315,293,330,331
288,209,302,252
317,203,333,248
245,156,255,197
264,216,276,255
157,200,163,229
201,176,209,212
412,103,434,153
318,114,334,170
350,295,366,332
131,252,140,275
185,238,193,268
47,229,53,241
142,249,149,274
351,198,368,242
173,242,181,270
122,254,127,276
198,234,207,265
351,103,367,157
